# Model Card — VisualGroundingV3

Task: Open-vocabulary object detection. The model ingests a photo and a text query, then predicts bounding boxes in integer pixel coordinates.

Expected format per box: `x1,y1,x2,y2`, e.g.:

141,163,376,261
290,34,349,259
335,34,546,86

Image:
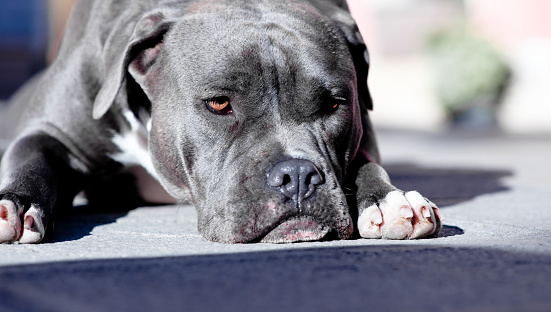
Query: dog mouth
260,216,330,243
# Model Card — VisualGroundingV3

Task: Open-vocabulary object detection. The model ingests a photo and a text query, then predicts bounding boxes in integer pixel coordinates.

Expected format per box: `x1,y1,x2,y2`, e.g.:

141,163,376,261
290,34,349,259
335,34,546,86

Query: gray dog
0,0,441,244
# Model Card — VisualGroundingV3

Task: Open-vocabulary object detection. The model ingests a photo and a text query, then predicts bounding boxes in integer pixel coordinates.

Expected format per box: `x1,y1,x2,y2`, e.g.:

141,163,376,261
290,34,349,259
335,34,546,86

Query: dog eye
328,100,344,113
205,97,232,115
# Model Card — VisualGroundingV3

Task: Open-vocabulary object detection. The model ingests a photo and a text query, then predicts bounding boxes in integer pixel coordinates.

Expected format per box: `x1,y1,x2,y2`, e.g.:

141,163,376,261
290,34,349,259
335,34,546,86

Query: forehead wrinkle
253,23,352,123
166,4,353,119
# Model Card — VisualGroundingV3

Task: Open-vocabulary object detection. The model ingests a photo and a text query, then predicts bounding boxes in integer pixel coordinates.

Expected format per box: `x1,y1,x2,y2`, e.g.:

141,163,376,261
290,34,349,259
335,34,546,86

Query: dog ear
309,0,373,110
315,0,373,111
92,12,172,120
346,28,373,111
335,19,373,111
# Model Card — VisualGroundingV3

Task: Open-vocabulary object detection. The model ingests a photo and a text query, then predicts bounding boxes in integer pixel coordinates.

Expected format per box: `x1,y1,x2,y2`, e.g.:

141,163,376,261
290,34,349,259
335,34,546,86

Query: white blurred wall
466,0,551,133
348,0,551,134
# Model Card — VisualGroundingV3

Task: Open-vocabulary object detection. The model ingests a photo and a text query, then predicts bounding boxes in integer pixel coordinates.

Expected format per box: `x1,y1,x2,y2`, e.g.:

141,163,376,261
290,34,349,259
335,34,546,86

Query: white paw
0,199,45,244
358,191,442,240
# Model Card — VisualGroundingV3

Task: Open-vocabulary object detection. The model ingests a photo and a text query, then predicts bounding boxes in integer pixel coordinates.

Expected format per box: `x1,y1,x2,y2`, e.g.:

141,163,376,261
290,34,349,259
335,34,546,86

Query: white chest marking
111,111,157,179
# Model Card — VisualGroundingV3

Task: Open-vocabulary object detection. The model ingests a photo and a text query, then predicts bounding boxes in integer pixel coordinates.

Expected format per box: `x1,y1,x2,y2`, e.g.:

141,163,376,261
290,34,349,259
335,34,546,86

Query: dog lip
260,216,330,243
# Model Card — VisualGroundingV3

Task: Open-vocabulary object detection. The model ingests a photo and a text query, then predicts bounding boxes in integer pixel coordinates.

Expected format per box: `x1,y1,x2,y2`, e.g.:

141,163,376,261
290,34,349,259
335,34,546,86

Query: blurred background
349,0,551,134
1,0,550,134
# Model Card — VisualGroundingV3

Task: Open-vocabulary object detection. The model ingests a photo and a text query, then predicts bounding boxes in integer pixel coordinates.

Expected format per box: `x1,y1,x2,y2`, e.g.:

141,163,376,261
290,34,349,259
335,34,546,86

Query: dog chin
260,216,330,243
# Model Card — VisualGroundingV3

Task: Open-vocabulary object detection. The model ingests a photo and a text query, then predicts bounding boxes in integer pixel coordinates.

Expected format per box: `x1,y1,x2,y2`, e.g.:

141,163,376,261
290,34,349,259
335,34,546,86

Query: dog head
93,0,372,243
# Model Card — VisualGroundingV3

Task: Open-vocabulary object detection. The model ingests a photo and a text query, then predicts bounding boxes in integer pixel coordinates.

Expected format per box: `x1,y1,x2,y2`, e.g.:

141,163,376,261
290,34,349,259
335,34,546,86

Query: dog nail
400,206,413,219
24,215,34,229
370,213,383,225
0,205,7,221
422,206,431,218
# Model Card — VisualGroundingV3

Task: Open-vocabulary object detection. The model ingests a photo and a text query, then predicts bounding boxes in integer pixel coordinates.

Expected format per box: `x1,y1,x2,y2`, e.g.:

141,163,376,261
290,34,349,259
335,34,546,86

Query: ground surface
1,129,550,312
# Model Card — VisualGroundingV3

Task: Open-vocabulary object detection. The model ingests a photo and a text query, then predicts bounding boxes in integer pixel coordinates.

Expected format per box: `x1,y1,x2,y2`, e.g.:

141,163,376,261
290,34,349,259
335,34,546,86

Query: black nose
267,159,324,202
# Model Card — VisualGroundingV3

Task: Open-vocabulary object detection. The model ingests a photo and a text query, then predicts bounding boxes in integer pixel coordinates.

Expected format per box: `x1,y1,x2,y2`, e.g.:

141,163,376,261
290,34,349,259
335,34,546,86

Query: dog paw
0,199,45,244
357,191,442,240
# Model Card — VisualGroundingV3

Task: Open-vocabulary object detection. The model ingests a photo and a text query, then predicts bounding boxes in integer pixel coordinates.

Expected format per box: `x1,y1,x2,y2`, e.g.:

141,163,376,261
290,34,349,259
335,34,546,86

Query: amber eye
329,96,347,113
205,96,232,114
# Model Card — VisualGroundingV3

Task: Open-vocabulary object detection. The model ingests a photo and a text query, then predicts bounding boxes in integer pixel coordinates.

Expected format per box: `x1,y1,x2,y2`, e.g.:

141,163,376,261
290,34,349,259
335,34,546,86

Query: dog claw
0,200,22,243
19,206,45,244
0,200,45,244
399,206,413,219
24,215,34,229
0,205,7,220
421,206,431,218
369,208,383,225
358,205,383,238
358,191,442,240
0,200,21,242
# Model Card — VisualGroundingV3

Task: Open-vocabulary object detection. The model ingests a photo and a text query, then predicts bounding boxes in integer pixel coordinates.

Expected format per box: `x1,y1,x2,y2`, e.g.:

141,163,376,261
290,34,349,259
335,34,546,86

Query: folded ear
92,12,172,120
315,0,373,111
337,20,373,111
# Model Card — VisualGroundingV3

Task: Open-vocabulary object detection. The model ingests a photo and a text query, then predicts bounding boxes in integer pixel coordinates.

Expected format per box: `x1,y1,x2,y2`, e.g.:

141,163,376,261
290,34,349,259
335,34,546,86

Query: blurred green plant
427,25,511,124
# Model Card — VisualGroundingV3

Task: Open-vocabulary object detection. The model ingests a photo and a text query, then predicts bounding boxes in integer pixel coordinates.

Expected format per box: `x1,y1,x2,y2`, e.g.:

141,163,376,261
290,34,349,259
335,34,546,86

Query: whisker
342,187,357,194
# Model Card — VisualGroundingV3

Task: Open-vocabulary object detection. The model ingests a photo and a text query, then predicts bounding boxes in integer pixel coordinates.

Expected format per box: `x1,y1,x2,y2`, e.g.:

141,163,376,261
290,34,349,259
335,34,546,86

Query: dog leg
0,133,86,243
354,162,442,239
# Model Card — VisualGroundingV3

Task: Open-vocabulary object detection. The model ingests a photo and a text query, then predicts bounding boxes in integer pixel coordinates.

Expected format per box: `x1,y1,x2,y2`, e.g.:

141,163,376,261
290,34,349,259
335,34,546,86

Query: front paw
0,198,46,244
357,191,442,239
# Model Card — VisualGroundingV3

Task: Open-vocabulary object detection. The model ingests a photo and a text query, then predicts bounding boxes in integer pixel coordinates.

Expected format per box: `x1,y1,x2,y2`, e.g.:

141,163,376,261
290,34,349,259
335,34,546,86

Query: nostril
282,174,292,186
267,159,324,201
